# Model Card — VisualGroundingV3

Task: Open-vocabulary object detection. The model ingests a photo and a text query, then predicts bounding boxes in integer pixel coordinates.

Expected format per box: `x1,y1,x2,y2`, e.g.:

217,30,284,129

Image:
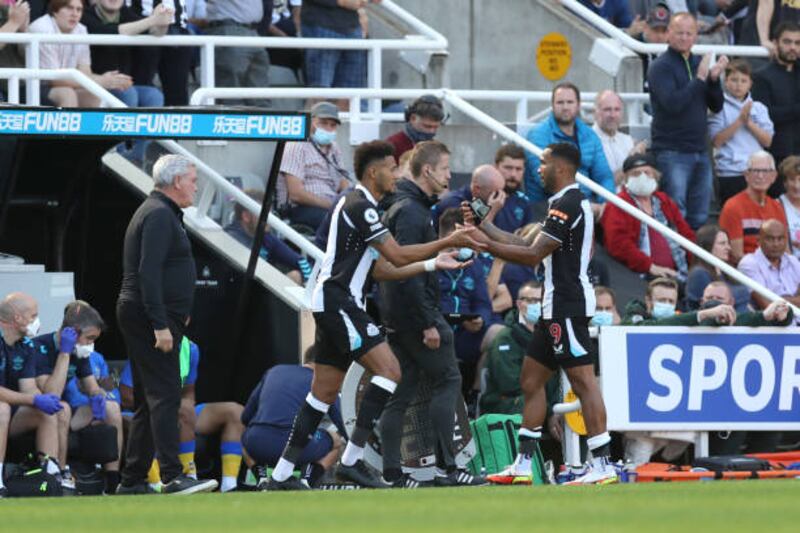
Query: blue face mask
652,301,676,319
525,302,542,324
405,122,436,144
591,311,614,327
457,247,474,261
312,127,337,146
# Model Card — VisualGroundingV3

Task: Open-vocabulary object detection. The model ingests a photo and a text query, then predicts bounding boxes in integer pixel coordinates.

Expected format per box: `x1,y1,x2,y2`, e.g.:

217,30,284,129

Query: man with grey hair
720,151,787,265
116,154,216,495
0,292,66,495
592,90,647,185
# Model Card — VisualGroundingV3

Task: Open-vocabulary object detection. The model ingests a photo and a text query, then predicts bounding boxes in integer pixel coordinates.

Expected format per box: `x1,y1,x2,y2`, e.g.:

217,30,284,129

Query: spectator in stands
752,22,800,173
242,348,345,489
492,144,534,233
385,95,445,163
592,285,621,326
129,0,193,106
205,0,271,107
431,164,504,233
0,0,30,101
719,151,787,264
592,90,647,186
225,189,312,284
778,156,800,257
263,0,302,76
81,0,172,108
28,0,133,107
579,0,641,34
437,208,504,398
33,301,123,494
120,337,245,492
302,0,377,106
525,82,614,218
738,218,800,313
739,0,800,51
685,224,751,311
601,153,695,282
0,293,64,492
277,102,351,230
709,58,774,205
632,3,670,93
62,351,122,494
648,12,727,229
480,281,560,431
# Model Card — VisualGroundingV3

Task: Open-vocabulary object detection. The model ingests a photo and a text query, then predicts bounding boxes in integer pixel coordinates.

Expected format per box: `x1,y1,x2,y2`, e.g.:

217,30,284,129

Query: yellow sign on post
536,33,572,81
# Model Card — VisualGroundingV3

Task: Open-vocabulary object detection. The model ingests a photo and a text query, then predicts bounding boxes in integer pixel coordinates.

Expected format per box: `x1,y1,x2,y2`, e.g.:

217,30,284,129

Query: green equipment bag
467,413,546,485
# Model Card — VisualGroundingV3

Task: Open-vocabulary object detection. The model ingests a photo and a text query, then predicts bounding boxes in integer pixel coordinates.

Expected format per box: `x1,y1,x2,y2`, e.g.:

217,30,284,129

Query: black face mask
405,123,435,144
700,299,723,310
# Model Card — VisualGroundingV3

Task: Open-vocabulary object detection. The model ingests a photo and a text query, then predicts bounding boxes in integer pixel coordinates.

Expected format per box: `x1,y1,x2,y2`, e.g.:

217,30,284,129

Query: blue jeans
302,24,366,88
654,150,713,230
111,85,164,107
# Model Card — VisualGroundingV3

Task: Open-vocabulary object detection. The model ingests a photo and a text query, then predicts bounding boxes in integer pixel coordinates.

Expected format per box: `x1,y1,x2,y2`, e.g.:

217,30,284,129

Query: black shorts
527,316,595,371
313,302,385,371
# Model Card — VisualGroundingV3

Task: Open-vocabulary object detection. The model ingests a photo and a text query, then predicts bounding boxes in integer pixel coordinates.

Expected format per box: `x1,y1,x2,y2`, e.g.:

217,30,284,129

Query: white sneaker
563,459,618,486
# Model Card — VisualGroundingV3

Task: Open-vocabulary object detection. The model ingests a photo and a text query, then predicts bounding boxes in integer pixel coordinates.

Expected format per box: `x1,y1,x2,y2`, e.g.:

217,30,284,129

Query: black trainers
162,475,218,495
263,476,310,491
336,460,390,489
385,473,431,489
433,469,489,487
115,482,156,495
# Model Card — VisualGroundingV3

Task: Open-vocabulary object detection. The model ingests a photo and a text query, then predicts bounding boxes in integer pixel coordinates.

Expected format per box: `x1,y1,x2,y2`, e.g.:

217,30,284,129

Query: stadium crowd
1,1,800,494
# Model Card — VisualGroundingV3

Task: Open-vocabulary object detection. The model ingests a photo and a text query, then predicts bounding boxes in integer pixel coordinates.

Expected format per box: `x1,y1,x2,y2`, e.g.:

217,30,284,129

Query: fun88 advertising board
599,327,800,431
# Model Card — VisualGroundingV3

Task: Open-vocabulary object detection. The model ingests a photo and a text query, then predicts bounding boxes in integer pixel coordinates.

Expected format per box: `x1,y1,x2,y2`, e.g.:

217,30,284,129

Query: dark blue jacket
438,260,493,324
432,185,533,235
647,47,724,152
241,365,346,435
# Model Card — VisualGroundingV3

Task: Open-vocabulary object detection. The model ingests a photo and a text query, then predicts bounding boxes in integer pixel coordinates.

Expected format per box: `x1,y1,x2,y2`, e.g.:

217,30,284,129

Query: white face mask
74,343,94,359
626,172,657,197
24,317,41,338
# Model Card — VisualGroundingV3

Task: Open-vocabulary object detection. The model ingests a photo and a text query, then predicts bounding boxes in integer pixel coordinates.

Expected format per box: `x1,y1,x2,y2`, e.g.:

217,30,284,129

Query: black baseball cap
622,153,657,173
647,3,670,29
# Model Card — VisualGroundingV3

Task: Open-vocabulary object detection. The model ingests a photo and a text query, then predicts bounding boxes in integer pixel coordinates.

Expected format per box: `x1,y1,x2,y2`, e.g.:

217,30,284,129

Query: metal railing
0,0,447,112
561,0,769,58
190,87,652,128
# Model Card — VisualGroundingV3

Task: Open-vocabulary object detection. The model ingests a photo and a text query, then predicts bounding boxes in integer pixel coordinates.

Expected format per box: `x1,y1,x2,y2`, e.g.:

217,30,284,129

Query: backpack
4,454,63,498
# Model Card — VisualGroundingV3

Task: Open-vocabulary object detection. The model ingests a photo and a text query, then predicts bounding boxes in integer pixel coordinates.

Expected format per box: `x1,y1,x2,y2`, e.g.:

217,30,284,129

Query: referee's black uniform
117,190,196,486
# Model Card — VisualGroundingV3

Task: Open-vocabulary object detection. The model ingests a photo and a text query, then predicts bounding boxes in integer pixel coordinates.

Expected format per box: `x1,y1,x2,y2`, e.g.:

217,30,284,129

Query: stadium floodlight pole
443,90,800,316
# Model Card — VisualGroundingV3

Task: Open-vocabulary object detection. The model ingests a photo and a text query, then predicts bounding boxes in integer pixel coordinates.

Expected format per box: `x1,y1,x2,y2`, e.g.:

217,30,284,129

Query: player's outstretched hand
447,225,487,251
435,250,473,271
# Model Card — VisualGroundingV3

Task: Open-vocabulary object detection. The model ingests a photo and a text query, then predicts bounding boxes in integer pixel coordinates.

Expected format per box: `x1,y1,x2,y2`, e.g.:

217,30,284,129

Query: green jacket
480,311,560,415
621,299,794,327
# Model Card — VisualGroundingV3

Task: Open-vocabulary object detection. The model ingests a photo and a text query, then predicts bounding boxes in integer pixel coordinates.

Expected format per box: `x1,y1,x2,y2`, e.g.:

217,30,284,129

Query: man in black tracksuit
116,154,217,495
379,141,483,487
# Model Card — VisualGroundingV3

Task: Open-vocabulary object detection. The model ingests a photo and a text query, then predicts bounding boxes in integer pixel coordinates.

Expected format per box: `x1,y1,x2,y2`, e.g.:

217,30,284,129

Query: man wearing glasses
719,151,788,265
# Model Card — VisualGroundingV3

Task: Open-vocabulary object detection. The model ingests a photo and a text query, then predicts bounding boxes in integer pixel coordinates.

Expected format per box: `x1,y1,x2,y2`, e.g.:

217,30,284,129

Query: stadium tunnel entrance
0,110,308,406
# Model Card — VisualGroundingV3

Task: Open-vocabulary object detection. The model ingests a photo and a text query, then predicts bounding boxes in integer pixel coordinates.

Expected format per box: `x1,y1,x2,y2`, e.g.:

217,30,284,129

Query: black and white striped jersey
539,183,596,319
311,185,389,312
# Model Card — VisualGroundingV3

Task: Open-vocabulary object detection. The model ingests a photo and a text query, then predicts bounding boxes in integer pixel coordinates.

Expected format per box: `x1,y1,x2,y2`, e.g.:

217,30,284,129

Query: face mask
626,172,657,197
525,302,542,324
75,343,94,359
652,301,676,319
591,311,614,327
457,248,474,262
405,122,435,143
24,317,41,337
312,127,336,146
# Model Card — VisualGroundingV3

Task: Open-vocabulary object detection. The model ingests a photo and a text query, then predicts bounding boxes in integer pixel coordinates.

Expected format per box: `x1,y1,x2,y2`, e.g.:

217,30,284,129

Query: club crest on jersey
364,208,379,224
366,323,380,337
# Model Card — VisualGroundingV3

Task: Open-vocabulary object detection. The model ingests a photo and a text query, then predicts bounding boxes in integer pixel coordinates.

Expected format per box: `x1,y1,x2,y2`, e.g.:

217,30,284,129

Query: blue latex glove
90,394,107,421
33,394,63,415
59,327,78,355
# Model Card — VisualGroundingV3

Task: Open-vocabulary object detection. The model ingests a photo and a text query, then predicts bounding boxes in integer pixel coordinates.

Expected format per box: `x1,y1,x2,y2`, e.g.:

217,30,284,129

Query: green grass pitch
1,481,798,532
